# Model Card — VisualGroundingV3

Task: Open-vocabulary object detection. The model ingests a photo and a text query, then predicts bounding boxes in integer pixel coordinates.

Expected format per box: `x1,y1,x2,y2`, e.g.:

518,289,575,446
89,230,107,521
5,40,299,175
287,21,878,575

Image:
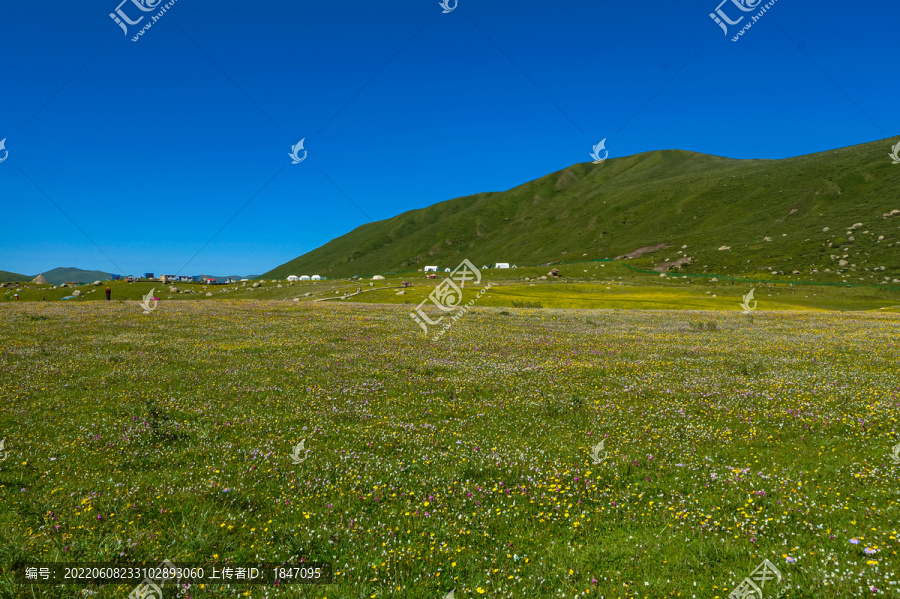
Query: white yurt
299,275,311,281
287,275,299,282
372,275,385,280
311,275,322,280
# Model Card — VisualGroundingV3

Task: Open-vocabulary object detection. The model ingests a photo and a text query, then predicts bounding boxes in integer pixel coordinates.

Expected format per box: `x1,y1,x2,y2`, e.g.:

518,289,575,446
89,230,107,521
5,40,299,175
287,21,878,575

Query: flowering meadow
1,300,899,598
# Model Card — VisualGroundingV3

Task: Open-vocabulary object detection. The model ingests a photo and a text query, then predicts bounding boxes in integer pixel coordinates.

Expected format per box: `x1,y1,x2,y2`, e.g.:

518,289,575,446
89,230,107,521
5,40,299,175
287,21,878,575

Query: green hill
264,137,900,284
40,267,115,286
0,270,30,283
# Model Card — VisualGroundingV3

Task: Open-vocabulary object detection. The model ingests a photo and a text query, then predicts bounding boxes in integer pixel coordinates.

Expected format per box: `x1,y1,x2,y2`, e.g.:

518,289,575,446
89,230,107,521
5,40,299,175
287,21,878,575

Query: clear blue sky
1,0,896,276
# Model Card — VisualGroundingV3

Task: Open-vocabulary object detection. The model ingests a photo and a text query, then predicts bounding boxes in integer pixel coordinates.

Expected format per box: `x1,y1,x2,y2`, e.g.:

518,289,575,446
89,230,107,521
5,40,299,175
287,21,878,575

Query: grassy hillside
39,267,115,285
264,137,900,283
0,270,30,283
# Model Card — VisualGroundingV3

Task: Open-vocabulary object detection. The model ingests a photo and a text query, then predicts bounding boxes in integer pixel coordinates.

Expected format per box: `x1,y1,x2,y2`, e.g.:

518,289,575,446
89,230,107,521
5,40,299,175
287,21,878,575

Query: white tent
311,275,322,280
299,275,311,281
444,268,451,273
424,266,438,272
496,263,510,269
372,275,385,280
287,275,299,281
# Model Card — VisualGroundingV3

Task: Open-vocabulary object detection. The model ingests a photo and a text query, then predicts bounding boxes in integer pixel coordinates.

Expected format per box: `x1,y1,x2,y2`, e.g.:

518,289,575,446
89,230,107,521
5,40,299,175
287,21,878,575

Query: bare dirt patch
653,256,692,272
616,243,671,260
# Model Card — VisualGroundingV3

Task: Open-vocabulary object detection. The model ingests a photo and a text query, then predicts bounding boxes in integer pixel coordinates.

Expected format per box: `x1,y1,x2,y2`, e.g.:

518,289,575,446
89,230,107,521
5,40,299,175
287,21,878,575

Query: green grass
263,137,900,285
1,301,898,598
7,260,899,314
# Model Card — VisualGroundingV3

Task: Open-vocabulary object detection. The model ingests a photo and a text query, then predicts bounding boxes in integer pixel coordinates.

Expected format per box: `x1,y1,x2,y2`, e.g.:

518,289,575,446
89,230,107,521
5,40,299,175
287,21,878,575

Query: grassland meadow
1,300,899,598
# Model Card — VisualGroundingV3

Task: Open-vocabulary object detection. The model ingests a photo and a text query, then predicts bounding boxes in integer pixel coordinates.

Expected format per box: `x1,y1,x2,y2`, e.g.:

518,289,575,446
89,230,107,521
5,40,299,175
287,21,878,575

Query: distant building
145,273,155,279
495,263,510,269
424,266,438,272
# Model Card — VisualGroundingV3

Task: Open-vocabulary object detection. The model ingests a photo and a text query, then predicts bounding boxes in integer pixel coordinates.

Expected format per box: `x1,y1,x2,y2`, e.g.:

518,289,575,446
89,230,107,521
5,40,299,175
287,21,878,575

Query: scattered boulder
883,210,900,219
764,237,772,242
718,245,731,251
539,276,548,280
549,268,560,278
60,283,69,288
206,292,213,297
849,223,863,230
277,284,283,288
823,227,830,232
170,287,179,293
839,260,849,266
396,290,406,295
93,281,102,286
252,282,261,288
292,298,300,302
792,270,800,274
72,290,82,297
710,278,718,282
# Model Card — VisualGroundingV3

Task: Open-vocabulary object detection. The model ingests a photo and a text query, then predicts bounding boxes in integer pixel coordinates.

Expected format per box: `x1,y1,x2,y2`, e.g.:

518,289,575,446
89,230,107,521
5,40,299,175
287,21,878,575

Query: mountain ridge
263,137,900,281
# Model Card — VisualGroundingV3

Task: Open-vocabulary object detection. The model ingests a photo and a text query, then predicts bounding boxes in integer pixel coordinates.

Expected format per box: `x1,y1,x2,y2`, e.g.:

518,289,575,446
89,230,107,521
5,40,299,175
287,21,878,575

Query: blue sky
1,0,896,276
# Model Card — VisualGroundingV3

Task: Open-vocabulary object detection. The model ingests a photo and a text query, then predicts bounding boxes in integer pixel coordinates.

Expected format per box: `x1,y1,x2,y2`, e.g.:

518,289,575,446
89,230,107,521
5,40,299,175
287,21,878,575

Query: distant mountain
39,267,115,286
263,137,900,282
0,270,30,283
